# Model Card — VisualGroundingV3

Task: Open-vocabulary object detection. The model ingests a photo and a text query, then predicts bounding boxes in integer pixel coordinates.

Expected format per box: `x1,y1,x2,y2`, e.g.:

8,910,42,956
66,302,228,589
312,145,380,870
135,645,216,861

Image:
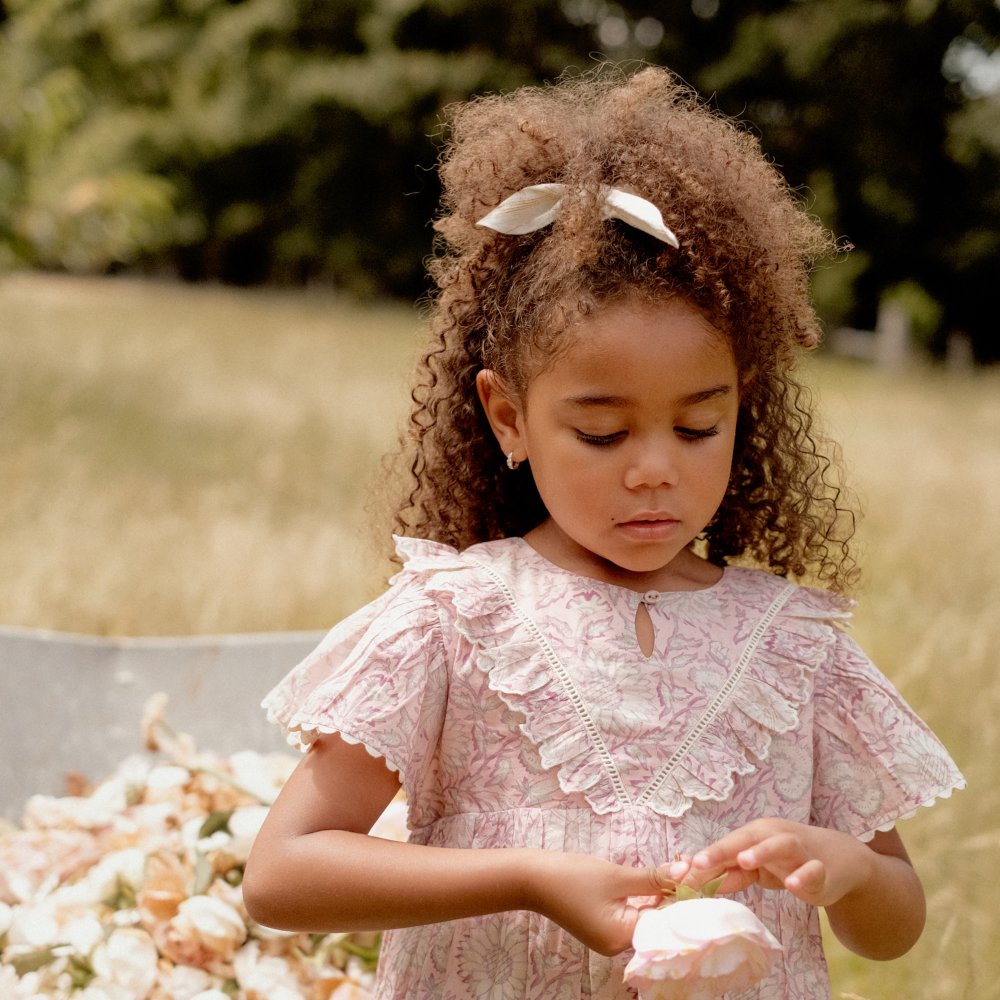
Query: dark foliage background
1,0,998,358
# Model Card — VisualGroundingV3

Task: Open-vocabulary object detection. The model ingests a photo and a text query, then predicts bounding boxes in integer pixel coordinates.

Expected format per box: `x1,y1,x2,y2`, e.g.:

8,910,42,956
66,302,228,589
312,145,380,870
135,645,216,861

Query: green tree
0,0,594,293
390,0,1000,357
1,0,998,357
669,0,1000,359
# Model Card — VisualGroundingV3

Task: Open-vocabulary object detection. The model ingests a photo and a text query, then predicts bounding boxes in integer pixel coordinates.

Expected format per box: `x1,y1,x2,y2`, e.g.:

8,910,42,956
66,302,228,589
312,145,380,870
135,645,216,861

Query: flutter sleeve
261,574,448,808
810,627,965,841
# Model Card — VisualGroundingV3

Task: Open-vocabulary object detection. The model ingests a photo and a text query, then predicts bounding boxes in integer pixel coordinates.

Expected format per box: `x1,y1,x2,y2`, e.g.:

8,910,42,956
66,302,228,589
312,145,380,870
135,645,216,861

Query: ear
476,370,527,465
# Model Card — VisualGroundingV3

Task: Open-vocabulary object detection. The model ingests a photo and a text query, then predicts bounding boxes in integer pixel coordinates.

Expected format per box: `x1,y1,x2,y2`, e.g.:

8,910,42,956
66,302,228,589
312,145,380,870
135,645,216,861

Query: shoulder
722,565,853,623
306,537,532,646
393,533,526,568
391,534,535,594
290,538,482,664
379,535,542,631
715,567,855,683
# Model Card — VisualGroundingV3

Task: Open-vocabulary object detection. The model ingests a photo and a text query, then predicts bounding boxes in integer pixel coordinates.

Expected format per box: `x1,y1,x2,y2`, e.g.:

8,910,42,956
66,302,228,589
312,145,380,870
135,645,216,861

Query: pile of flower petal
0,695,403,1000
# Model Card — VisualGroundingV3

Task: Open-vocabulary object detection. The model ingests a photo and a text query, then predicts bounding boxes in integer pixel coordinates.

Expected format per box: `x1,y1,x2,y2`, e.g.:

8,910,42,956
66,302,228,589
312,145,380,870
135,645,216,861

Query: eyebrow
564,384,734,408
681,384,734,405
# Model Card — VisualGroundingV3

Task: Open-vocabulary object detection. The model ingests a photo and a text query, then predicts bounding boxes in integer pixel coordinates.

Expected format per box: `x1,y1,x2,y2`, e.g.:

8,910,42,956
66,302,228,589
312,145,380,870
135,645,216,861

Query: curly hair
388,65,858,592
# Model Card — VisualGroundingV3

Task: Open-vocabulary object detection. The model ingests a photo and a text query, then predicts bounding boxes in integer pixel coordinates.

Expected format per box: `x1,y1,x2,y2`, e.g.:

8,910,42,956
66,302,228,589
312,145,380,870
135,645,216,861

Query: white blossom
625,897,782,1000
89,928,159,998
233,940,307,1000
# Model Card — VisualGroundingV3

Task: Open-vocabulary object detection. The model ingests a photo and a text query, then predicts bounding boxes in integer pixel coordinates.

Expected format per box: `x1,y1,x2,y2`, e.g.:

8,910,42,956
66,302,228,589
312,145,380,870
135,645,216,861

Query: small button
642,590,661,604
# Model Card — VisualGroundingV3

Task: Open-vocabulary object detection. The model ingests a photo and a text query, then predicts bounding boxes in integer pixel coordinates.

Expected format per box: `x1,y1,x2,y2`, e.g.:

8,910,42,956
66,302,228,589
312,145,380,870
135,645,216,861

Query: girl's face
478,297,739,589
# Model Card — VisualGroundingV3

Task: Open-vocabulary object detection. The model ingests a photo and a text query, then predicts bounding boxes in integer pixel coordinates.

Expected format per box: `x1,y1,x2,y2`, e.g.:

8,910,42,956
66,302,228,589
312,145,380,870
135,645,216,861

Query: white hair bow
476,183,679,248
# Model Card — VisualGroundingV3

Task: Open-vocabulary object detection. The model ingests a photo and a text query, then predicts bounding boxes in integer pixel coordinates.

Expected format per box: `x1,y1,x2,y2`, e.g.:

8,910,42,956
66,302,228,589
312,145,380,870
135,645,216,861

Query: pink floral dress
263,537,964,1000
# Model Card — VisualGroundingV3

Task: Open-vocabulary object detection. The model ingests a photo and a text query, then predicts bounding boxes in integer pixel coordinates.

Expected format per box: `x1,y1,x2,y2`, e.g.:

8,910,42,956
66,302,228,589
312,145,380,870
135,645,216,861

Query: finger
660,858,747,895
734,832,807,878
785,859,827,901
693,832,761,871
711,867,759,895
643,860,691,894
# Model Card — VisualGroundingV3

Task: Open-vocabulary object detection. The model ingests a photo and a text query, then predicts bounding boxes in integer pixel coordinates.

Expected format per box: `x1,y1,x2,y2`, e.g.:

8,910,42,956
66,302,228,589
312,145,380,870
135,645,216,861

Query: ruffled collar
392,535,849,817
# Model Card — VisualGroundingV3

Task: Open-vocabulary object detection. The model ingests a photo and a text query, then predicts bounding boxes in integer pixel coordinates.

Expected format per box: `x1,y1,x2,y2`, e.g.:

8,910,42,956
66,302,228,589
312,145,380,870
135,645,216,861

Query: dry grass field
1,272,996,998
0,272,418,635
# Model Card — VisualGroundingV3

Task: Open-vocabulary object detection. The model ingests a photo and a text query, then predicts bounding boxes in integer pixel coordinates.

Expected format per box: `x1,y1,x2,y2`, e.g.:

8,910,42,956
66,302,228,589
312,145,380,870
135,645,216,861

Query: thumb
632,860,690,896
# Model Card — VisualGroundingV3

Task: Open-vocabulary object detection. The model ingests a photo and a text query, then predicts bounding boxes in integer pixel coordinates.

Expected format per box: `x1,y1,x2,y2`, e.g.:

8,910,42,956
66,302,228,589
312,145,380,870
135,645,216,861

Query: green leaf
198,809,234,839
8,945,63,975
67,953,95,989
675,884,701,902
339,938,382,968
700,874,727,899
105,873,137,910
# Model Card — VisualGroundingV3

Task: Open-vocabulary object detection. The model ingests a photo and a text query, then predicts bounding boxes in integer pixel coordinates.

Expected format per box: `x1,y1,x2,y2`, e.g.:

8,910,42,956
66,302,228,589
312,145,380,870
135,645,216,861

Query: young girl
243,67,964,999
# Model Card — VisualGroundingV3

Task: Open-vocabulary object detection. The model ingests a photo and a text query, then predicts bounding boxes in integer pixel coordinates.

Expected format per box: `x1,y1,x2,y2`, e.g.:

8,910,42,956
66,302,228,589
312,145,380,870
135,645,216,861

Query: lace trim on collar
394,537,843,818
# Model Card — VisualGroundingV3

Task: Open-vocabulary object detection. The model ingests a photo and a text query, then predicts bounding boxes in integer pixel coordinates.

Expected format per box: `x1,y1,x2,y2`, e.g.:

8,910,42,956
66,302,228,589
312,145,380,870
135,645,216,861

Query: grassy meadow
1,272,997,998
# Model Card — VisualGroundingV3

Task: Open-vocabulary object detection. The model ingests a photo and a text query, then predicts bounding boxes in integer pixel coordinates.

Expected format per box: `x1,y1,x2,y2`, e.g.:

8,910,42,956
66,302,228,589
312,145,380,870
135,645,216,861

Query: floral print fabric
263,537,964,1000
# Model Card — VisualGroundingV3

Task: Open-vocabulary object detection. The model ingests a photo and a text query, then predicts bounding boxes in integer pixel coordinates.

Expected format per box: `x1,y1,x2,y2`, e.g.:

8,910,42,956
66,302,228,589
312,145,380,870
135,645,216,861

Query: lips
619,513,679,525
616,515,681,538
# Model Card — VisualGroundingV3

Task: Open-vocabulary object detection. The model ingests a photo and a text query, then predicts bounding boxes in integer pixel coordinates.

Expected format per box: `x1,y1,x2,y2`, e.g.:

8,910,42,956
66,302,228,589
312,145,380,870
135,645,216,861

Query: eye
676,425,720,441
576,430,624,447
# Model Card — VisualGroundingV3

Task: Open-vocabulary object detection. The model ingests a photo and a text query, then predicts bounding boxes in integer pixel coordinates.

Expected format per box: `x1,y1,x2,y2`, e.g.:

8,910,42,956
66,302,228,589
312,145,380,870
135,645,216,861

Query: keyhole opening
635,601,655,658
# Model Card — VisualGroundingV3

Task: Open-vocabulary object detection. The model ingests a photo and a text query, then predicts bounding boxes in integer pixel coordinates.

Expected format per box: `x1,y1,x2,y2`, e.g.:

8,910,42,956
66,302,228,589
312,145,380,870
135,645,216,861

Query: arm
242,735,674,956
681,818,925,960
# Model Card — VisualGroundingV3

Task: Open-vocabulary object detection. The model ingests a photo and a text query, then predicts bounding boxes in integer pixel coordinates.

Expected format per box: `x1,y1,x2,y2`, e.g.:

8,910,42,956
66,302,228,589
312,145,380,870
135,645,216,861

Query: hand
677,818,876,909
526,851,686,956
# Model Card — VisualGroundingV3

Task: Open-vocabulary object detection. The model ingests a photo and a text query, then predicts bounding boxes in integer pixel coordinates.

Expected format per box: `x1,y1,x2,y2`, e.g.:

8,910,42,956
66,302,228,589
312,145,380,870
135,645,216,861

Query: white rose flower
156,964,220,1000
144,765,192,803
7,898,61,948
196,830,232,855
189,991,231,1000
233,940,307,1000
90,928,159,998
0,829,99,905
9,890,114,956
624,898,782,1000
89,756,152,809
80,847,147,904
181,816,215,851
0,965,47,999
23,794,119,831
229,750,296,804
329,982,375,1000
207,880,244,912
63,912,106,954
166,895,247,964
78,983,137,1000
226,806,269,861
129,801,176,836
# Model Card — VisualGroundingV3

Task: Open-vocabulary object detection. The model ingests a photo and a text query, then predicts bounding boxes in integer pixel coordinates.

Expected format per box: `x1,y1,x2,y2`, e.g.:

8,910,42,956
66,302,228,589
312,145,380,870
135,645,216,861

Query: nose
623,439,680,490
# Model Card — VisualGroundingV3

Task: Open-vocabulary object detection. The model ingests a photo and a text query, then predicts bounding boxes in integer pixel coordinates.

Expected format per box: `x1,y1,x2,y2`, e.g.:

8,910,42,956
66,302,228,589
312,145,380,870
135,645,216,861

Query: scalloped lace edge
265,703,402,775
856,779,966,842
